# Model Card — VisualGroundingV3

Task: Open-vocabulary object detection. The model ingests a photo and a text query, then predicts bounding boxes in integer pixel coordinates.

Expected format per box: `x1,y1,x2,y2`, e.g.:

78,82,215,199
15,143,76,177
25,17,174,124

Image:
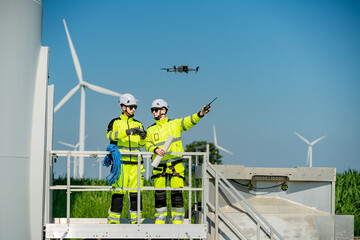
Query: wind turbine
54,19,123,178
92,148,102,180
213,125,233,155
294,132,326,167
58,135,88,178
58,140,80,178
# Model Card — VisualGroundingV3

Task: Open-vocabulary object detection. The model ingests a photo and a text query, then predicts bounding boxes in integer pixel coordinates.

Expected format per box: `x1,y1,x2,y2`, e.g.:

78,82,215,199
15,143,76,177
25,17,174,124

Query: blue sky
42,0,360,178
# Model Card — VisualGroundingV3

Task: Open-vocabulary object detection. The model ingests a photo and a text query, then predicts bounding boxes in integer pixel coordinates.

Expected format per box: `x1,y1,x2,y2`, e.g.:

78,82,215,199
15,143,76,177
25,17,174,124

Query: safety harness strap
151,159,182,180
157,159,183,168
151,159,188,185
169,164,189,185
122,160,144,165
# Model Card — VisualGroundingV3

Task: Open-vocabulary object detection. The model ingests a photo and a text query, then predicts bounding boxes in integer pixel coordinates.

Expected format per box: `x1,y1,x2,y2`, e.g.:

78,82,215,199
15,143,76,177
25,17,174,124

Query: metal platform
45,218,207,239
199,165,354,240
44,150,354,239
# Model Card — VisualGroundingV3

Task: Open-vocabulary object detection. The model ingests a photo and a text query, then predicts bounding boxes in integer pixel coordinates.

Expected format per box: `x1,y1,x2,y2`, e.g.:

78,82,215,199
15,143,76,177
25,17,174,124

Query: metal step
45,218,207,239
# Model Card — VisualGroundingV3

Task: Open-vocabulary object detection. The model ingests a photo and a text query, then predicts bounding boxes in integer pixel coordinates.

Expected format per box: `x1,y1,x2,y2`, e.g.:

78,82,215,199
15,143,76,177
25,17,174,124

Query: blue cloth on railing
103,144,123,187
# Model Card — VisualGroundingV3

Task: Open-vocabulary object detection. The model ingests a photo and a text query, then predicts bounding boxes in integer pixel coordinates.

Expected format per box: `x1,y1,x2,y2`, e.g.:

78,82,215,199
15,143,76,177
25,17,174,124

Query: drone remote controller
204,97,217,111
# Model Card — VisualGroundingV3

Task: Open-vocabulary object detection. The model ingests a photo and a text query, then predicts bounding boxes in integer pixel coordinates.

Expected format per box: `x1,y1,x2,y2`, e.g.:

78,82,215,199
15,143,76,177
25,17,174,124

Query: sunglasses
127,105,137,110
151,108,162,113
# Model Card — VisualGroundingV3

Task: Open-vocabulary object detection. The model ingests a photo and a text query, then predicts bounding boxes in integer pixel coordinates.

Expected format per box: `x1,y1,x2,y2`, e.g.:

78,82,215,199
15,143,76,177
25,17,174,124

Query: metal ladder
202,157,285,240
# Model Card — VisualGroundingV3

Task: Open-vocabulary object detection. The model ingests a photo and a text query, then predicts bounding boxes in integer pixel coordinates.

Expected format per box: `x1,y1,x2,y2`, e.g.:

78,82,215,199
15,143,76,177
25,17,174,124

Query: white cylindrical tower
0,0,47,239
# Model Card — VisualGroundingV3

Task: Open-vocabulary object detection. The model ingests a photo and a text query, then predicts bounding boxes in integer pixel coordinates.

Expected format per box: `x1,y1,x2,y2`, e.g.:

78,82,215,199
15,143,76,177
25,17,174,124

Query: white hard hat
119,93,137,106
151,99,168,110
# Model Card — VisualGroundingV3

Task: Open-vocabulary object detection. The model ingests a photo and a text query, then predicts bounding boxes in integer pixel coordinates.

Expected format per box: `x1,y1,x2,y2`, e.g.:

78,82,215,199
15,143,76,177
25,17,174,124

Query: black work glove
139,129,147,140
126,127,141,136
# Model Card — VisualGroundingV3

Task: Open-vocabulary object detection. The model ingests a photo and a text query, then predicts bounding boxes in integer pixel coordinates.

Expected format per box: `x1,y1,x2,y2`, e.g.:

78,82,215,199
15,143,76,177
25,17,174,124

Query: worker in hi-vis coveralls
146,99,211,224
106,93,147,224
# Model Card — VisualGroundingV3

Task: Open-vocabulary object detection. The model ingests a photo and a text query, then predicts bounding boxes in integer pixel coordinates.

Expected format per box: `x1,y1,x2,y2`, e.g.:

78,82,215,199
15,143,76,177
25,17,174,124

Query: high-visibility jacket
146,112,203,163
107,114,146,162
106,114,145,224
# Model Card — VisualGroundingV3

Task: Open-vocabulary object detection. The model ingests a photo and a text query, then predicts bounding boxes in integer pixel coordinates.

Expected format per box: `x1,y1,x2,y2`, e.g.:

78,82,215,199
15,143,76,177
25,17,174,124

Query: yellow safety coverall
146,112,203,224
106,114,146,224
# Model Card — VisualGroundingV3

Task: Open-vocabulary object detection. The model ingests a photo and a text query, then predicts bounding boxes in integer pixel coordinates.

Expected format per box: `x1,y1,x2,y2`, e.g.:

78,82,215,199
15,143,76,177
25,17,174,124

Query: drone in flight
161,65,199,74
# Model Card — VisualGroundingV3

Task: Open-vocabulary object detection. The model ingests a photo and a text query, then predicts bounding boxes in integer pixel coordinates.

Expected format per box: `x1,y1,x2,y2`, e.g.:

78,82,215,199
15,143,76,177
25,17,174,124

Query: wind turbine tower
58,140,80,178
294,132,326,167
54,19,123,178
92,148,102,180
58,135,87,178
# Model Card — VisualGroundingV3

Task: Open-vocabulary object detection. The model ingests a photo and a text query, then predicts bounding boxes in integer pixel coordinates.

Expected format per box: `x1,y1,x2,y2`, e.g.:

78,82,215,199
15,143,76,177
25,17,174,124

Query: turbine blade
54,84,80,112
216,145,234,155
58,141,76,148
294,132,310,145
85,83,122,97
213,125,218,145
63,19,84,83
311,135,326,145
75,134,88,149
213,124,233,155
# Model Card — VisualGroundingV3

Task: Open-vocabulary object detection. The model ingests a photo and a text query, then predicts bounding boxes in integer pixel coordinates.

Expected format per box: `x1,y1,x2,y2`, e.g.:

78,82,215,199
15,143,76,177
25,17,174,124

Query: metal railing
205,160,285,240
45,149,208,227
45,145,284,239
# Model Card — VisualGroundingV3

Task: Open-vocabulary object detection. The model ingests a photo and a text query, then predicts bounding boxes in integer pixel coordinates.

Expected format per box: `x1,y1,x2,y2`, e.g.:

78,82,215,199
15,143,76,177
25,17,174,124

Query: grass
335,169,360,236
52,169,359,236
52,175,201,220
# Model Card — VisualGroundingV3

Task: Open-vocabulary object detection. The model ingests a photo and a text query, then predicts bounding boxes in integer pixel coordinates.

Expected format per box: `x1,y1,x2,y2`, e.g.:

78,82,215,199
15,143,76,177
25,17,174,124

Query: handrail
46,149,208,227
47,147,284,239
205,162,284,240
207,201,249,239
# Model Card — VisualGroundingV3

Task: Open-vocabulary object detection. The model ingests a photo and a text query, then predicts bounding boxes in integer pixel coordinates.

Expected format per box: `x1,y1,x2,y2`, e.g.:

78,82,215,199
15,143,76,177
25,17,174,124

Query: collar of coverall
155,116,168,126
120,113,133,121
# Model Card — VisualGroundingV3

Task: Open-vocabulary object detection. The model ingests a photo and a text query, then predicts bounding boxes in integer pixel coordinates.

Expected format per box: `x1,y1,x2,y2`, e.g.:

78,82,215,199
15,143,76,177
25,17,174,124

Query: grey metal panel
207,213,338,240
198,165,336,182
335,215,354,240
314,215,335,240
0,156,30,240
0,0,43,155
29,46,49,240
202,164,353,240
208,178,333,214
45,85,54,225
283,182,332,213
46,223,207,239
0,0,43,240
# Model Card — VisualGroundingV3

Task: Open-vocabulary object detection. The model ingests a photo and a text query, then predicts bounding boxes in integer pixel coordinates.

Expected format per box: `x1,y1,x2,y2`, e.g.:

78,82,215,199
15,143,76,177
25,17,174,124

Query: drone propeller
196,66,199,74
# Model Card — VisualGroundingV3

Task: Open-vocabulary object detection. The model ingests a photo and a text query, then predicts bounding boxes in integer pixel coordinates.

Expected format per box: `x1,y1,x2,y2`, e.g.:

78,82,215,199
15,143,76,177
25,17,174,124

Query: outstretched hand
200,105,211,117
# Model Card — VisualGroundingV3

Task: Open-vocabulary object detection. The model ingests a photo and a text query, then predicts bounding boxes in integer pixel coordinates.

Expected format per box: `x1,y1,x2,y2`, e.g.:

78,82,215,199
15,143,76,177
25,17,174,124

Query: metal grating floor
45,218,207,239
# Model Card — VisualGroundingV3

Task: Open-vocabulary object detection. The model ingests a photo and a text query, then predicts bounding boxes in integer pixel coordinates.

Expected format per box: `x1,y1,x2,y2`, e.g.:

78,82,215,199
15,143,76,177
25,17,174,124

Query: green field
52,176,200,221
52,169,359,236
335,169,360,236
